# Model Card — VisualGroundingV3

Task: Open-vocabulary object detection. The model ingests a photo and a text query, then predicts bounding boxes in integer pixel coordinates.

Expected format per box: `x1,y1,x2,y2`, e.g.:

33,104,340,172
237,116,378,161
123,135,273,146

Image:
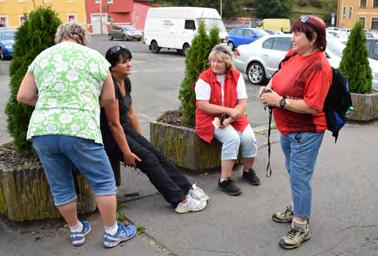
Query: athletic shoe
103,223,137,248
189,184,209,201
279,223,311,249
70,220,91,246
218,178,241,196
242,169,261,186
174,196,207,214
272,205,294,223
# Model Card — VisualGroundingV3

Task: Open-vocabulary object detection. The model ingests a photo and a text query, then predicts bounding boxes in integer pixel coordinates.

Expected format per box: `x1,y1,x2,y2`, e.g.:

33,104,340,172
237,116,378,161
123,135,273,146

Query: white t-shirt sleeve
236,75,248,99
195,79,211,100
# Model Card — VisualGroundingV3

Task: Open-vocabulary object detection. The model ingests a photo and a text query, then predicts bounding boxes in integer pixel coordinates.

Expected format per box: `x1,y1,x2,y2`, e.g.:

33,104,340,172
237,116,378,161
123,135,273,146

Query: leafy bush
5,7,61,152
339,21,372,94
178,22,220,125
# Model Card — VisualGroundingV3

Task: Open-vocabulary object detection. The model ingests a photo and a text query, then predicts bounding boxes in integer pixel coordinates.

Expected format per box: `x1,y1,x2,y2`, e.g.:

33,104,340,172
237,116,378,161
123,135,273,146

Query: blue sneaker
103,223,137,248
70,220,91,246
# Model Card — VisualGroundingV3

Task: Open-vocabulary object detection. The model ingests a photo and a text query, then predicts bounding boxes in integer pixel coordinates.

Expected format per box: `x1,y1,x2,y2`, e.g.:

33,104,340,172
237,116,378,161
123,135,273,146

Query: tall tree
340,21,372,93
5,7,61,152
255,0,292,18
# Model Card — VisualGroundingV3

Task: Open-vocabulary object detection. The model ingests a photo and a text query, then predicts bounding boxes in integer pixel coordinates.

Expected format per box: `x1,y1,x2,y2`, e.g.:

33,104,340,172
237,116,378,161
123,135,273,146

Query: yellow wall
337,0,378,30
0,0,86,28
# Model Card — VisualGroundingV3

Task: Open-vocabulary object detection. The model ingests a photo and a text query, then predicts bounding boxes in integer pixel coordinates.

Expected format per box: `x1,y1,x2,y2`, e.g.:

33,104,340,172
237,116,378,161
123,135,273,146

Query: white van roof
147,7,221,19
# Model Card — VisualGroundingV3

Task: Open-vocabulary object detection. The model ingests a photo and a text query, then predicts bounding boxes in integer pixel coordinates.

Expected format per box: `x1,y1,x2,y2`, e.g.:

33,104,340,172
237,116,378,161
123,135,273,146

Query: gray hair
55,22,88,45
208,44,235,70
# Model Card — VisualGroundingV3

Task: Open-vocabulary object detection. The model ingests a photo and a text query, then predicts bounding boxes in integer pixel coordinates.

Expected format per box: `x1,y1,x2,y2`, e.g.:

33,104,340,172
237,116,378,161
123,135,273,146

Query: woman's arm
17,73,38,106
127,105,142,134
104,101,141,167
100,71,116,107
197,100,242,119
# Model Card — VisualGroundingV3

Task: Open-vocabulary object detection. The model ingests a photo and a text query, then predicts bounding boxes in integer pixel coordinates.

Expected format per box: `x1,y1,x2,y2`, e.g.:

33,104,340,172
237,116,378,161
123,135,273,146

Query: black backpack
323,67,353,142
264,54,353,177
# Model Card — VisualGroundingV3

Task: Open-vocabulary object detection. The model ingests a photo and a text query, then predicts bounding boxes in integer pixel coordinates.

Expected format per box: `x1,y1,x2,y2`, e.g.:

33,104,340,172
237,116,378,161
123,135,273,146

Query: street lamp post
220,0,223,18
99,0,103,35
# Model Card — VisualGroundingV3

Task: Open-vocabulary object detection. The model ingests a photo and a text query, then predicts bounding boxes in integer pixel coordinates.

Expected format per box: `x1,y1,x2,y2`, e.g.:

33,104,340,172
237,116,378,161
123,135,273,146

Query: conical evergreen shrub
339,21,372,94
5,7,61,152
178,22,220,125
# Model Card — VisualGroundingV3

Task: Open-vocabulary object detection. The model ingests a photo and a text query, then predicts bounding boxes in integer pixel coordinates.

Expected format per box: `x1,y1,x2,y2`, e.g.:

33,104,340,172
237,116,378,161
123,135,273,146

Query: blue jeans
32,135,117,206
280,132,324,219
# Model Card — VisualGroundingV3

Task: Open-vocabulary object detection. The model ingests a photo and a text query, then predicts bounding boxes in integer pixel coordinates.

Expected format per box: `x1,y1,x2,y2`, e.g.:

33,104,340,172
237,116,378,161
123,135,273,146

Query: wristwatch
279,97,288,108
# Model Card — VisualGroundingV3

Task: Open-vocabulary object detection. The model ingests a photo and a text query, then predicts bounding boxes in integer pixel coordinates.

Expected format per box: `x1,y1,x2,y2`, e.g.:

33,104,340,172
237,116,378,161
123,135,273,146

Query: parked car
235,34,378,90
366,38,378,60
227,28,268,50
263,29,284,35
108,24,143,41
0,29,15,60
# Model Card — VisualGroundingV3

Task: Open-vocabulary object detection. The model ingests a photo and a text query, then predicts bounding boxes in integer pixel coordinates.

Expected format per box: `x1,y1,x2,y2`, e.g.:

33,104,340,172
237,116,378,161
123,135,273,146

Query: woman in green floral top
17,23,136,248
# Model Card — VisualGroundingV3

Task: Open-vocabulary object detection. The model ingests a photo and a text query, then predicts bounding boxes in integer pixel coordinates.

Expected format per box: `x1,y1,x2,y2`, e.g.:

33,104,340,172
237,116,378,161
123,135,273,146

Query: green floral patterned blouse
26,42,110,144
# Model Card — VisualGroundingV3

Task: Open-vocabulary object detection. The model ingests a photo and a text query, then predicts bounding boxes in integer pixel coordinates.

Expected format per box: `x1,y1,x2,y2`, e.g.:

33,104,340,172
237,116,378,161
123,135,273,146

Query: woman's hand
260,88,282,108
219,116,233,128
122,152,142,168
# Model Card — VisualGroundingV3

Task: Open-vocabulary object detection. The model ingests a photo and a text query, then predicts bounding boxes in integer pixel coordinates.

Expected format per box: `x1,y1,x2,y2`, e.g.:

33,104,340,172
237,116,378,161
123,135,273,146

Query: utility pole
220,0,223,18
100,0,103,35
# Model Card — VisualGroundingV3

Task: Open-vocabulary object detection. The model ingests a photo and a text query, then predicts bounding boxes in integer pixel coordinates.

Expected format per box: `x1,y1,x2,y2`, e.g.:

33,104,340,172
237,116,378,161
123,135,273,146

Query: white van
143,7,228,55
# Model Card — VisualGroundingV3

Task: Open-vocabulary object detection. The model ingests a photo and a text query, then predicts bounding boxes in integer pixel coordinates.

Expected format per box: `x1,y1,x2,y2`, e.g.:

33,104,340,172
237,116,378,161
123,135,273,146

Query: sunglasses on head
300,15,310,24
109,45,126,55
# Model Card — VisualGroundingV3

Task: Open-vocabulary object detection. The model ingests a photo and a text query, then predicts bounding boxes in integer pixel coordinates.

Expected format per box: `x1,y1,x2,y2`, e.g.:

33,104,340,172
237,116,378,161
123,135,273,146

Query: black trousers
111,126,192,208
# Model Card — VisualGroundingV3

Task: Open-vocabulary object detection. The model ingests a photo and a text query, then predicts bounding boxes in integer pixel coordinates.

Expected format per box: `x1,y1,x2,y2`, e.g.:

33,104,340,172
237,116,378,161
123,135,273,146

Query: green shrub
339,21,372,94
178,22,220,125
5,7,61,152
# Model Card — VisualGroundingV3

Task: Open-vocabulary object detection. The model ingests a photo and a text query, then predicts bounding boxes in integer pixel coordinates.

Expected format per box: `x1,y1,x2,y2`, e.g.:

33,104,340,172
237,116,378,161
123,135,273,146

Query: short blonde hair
208,44,235,70
55,22,88,45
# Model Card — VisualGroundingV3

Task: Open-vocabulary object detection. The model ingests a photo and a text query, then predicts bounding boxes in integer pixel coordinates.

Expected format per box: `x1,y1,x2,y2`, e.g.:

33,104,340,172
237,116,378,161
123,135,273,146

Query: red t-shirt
271,49,332,135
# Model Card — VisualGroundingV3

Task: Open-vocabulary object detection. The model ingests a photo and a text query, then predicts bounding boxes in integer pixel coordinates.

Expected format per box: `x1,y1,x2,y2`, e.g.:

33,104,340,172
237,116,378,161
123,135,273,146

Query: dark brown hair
291,15,327,51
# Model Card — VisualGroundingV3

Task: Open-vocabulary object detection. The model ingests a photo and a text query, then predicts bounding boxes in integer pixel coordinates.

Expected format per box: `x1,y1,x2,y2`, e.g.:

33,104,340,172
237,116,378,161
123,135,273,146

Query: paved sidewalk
1,122,378,256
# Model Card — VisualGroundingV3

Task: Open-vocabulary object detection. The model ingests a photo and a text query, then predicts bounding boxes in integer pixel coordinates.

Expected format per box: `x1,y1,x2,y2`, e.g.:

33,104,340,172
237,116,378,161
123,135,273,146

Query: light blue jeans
32,135,117,206
214,124,257,160
280,132,324,219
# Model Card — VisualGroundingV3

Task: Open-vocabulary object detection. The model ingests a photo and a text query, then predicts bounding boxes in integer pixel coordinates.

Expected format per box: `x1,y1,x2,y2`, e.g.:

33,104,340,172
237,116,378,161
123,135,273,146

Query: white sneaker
189,184,209,202
174,196,207,214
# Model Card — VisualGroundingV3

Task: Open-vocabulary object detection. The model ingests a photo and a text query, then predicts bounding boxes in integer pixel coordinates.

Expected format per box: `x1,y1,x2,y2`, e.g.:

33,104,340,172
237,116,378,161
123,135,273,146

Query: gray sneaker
279,223,311,249
272,205,294,223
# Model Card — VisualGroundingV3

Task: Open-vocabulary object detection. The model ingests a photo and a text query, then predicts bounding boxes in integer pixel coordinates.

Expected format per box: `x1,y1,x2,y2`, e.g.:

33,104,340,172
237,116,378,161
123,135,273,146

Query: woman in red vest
195,44,260,196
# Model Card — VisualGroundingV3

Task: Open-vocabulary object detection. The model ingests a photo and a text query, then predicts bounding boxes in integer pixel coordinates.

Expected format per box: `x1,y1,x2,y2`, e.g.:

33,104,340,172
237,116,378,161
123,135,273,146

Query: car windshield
198,18,227,33
120,25,136,31
1,31,15,40
253,29,268,37
327,38,345,57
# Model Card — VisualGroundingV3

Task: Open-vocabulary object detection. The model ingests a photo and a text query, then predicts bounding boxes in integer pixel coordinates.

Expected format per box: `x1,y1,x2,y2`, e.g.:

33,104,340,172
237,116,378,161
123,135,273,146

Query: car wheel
247,62,266,85
150,41,160,54
122,35,128,41
227,41,235,50
182,43,190,56
108,34,113,40
0,49,3,60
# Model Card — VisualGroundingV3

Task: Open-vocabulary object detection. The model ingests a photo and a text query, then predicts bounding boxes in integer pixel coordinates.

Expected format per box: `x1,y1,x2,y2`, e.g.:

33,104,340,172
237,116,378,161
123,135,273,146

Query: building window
348,6,353,19
19,15,26,25
359,17,366,28
95,0,112,2
374,0,378,7
360,0,367,7
343,6,346,19
372,18,378,30
0,16,8,27
68,14,76,23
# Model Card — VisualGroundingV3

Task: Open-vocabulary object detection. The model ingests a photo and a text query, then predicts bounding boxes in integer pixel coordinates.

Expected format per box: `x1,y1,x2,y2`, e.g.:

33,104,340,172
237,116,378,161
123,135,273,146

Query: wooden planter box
150,121,223,172
347,92,378,121
0,144,97,221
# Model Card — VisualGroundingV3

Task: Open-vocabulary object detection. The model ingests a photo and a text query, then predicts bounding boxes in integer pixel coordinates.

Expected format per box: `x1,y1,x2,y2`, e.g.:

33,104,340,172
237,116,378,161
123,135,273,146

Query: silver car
108,24,143,41
235,34,378,90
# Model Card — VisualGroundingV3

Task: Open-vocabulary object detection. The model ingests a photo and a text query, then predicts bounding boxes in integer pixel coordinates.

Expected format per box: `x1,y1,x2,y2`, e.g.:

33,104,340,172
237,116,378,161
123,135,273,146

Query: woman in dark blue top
100,45,209,214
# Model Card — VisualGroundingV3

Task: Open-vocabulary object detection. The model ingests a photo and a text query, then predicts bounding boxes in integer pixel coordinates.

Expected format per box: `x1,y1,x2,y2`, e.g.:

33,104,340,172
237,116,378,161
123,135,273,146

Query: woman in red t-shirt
259,16,332,249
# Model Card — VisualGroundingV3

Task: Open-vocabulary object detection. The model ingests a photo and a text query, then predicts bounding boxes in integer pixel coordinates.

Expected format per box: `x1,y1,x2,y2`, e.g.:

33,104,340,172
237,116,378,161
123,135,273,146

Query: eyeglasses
213,46,233,56
108,45,126,56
